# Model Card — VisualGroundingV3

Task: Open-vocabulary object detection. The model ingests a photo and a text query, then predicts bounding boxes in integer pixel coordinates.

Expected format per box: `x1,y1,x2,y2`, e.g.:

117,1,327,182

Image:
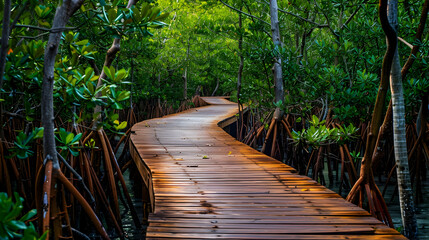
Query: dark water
319,162,429,239
386,183,429,239
118,170,146,240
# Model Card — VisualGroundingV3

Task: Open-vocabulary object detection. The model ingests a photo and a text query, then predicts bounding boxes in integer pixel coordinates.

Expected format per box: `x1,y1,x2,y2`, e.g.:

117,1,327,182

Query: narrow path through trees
130,97,405,239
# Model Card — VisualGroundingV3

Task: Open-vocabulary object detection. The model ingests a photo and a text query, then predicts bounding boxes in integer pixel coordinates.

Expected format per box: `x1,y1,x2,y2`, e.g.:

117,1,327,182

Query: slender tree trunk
358,0,396,180
0,0,10,91
237,3,244,101
237,4,244,140
372,0,428,172
42,1,84,238
211,77,219,96
130,59,134,108
269,0,284,119
43,0,83,172
183,39,190,100
158,73,161,110
0,0,11,141
346,0,396,226
388,1,418,238
237,11,243,104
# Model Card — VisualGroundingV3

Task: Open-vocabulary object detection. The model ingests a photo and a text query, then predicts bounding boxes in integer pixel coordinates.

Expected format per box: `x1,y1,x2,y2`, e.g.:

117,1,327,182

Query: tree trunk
237,4,244,102
130,59,134,108
183,39,190,100
0,0,11,141
158,73,161,109
372,0,428,175
237,3,244,140
388,0,418,238
42,1,84,238
0,0,10,91
211,77,219,96
346,0,396,226
269,0,284,119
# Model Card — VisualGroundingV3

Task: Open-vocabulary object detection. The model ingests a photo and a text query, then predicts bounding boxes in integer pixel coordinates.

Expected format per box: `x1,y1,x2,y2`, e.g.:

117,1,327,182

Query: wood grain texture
130,97,405,239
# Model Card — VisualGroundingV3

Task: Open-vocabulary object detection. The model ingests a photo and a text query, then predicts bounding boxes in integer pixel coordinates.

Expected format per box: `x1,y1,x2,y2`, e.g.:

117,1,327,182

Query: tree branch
15,24,78,32
260,0,329,28
242,0,271,37
9,0,29,32
219,0,270,26
401,0,428,79
312,0,338,38
340,5,362,29
398,36,413,49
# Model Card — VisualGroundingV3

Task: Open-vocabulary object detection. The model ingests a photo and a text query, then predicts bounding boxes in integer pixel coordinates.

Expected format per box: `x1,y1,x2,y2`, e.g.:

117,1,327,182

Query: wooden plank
146,225,400,235
146,232,406,239
148,216,384,225
129,96,404,239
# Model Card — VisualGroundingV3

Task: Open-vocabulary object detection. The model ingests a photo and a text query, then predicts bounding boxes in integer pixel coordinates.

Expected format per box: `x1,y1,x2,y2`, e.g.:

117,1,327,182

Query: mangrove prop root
56,170,111,240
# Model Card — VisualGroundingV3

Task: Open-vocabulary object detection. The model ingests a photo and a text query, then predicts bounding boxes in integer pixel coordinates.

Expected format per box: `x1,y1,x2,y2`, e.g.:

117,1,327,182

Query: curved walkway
130,97,404,239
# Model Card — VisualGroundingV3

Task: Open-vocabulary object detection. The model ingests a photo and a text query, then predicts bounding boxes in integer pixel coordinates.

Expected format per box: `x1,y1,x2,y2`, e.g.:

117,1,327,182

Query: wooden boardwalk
130,97,404,239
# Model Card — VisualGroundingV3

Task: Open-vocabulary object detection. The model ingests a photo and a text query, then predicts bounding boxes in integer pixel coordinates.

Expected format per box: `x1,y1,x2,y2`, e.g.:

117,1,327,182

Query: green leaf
141,3,151,19
64,33,74,43
70,149,79,157
115,69,127,82
86,81,95,95
33,128,44,139
110,113,119,121
112,102,122,109
65,133,74,144
10,220,27,230
103,66,113,80
107,8,117,24
34,6,43,17
116,91,130,102
154,12,169,21
115,121,127,130
74,40,89,46
149,8,161,21
71,133,82,144
84,67,94,82
19,209,37,222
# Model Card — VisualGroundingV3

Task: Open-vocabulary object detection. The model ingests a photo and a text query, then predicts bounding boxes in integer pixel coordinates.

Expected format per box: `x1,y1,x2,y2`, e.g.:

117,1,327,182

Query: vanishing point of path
130,97,405,239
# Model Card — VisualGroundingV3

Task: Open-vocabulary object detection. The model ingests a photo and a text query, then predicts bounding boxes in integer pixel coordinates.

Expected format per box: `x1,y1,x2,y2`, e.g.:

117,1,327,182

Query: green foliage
56,128,82,157
349,151,361,163
0,192,47,240
9,128,44,160
291,115,358,147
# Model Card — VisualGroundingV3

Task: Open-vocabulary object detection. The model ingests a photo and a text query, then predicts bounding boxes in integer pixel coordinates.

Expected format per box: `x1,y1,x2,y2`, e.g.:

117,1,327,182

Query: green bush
0,192,47,240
